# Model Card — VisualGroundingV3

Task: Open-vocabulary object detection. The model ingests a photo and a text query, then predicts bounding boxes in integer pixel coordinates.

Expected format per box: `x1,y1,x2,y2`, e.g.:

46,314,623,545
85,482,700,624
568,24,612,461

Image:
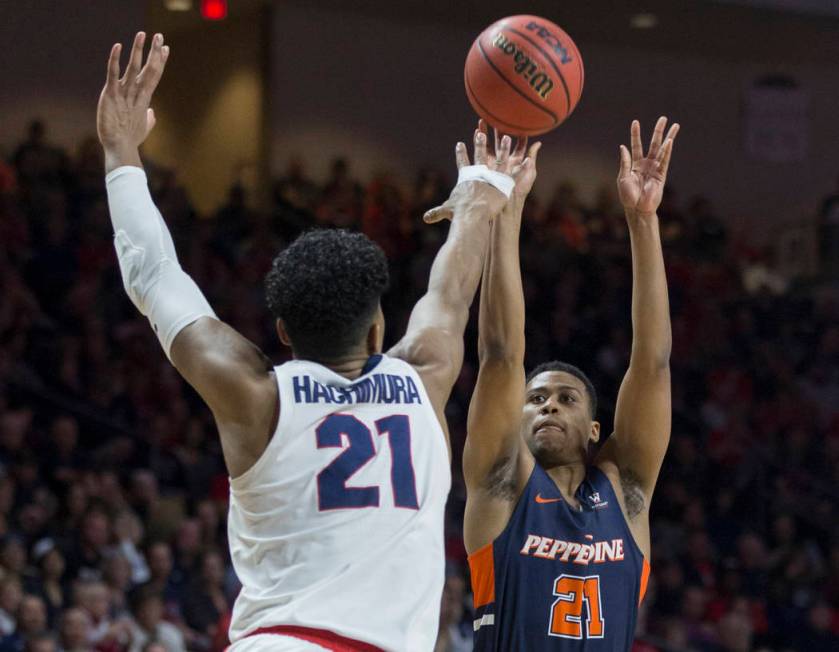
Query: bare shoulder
389,327,458,385
388,328,458,424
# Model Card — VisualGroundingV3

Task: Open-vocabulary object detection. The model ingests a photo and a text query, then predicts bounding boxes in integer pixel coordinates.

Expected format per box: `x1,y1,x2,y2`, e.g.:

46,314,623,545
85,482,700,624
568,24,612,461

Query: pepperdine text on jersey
520,534,626,565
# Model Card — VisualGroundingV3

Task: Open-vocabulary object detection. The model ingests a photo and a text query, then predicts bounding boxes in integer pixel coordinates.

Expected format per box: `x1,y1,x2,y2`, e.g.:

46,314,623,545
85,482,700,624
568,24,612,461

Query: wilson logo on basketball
491,32,555,100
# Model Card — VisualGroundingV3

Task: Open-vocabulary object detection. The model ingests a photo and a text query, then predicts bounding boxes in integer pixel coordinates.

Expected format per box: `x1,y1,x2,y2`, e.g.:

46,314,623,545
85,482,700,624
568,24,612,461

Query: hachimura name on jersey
292,372,422,405
469,466,650,651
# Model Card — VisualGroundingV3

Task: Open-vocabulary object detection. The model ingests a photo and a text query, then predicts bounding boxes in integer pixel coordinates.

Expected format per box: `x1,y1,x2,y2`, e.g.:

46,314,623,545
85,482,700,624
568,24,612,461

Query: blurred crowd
0,120,838,652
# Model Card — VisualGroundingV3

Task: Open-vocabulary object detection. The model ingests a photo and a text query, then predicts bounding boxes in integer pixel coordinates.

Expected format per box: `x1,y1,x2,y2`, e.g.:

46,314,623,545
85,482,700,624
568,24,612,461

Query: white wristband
456,164,515,198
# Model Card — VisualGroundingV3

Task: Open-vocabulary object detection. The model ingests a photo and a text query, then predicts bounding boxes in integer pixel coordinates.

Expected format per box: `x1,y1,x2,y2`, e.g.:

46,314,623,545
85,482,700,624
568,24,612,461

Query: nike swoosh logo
535,493,563,504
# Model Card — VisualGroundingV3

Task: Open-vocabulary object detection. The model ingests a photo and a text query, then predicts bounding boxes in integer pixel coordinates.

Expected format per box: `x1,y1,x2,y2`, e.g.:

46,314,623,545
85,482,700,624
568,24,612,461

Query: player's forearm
478,197,526,363
627,211,672,369
425,199,493,331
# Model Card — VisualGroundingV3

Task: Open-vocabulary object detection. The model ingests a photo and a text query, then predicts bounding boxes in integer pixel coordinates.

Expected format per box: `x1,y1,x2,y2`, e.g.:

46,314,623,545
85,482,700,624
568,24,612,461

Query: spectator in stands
23,633,56,652
63,511,110,583
180,550,228,649
73,580,129,650
111,512,148,588
0,594,48,651
11,120,69,194
141,543,179,619
24,540,66,627
433,573,471,652
0,578,22,637
100,553,132,617
56,608,91,652
126,588,184,652
44,417,84,487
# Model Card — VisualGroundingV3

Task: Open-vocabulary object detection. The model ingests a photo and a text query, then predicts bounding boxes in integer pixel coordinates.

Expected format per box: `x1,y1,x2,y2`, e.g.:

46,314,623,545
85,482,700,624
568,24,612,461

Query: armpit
484,455,518,501
620,468,646,519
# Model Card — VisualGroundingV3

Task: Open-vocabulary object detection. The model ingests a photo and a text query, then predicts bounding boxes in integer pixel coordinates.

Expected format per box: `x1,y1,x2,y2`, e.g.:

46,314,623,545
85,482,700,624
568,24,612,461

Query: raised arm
388,127,515,429
597,118,678,540
97,33,277,477
463,137,540,489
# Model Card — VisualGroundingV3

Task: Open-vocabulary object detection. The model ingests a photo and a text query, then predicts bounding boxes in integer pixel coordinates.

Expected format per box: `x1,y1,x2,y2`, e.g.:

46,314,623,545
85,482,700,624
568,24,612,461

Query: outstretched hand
423,120,540,224
493,126,541,202
617,117,679,218
97,32,169,162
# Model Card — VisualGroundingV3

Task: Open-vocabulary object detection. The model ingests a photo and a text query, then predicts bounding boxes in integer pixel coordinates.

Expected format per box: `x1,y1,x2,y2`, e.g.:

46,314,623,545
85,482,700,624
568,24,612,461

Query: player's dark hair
526,361,598,418
265,229,389,360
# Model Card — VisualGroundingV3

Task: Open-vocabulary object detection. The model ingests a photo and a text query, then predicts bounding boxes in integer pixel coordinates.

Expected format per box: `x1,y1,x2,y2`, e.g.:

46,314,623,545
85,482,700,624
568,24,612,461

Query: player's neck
303,350,380,380
544,462,587,509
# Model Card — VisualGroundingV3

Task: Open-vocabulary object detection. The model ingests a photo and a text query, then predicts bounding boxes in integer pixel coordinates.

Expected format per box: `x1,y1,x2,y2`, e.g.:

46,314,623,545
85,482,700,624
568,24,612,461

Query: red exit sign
201,0,227,20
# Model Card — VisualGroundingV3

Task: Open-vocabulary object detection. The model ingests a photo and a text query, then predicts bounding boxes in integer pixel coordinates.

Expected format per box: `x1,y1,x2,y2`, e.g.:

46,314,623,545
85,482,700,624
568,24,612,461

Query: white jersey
227,354,451,651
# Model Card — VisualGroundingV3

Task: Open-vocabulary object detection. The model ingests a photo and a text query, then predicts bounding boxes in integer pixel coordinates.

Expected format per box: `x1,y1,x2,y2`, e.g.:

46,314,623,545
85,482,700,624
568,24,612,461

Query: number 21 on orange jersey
548,574,605,639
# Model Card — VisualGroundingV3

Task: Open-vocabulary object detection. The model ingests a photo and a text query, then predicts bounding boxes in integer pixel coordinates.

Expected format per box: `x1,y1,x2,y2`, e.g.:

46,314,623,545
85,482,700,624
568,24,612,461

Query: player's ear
589,421,601,444
366,307,385,355
276,319,292,347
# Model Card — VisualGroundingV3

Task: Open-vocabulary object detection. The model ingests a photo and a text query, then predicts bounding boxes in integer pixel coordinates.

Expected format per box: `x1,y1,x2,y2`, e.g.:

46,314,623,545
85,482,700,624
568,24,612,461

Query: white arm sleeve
105,166,216,360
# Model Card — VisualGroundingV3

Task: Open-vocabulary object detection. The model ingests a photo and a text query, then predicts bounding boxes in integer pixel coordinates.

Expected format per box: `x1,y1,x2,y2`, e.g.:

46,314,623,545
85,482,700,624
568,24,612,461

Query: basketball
464,15,584,136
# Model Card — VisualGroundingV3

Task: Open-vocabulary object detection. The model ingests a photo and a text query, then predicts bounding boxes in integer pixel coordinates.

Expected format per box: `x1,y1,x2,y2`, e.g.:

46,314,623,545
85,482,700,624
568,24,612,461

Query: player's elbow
635,356,671,377
478,338,524,366
631,341,672,372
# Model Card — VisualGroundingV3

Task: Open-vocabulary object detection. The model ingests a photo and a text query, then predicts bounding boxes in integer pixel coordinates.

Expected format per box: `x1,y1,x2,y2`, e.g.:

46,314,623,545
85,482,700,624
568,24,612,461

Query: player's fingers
473,129,488,166
122,32,146,85
648,116,667,158
618,145,632,179
454,142,470,169
137,33,164,81
630,120,643,162
136,35,169,105
146,108,157,134
528,141,542,163
513,136,528,160
423,205,453,223
664,122,680,146
656,139,674,179
106,43,122,91
655,134,674,164
655,124,679,163
496,134,512,171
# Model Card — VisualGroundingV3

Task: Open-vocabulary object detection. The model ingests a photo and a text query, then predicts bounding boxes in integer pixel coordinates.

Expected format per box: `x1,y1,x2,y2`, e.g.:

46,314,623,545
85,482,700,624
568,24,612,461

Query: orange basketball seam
465,69,549,134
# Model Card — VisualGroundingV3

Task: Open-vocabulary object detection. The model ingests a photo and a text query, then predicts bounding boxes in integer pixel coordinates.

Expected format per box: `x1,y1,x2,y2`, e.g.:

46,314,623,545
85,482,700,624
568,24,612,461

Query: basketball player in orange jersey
462,118,678,650
97,32,532,651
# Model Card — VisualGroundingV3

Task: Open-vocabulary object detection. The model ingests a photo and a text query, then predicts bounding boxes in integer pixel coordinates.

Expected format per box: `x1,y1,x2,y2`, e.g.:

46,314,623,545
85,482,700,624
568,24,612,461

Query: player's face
521,371,599,468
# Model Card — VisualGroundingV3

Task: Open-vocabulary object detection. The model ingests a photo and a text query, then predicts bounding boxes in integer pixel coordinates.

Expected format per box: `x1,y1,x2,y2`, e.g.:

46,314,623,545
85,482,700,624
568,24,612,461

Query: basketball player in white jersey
97,33,532,651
